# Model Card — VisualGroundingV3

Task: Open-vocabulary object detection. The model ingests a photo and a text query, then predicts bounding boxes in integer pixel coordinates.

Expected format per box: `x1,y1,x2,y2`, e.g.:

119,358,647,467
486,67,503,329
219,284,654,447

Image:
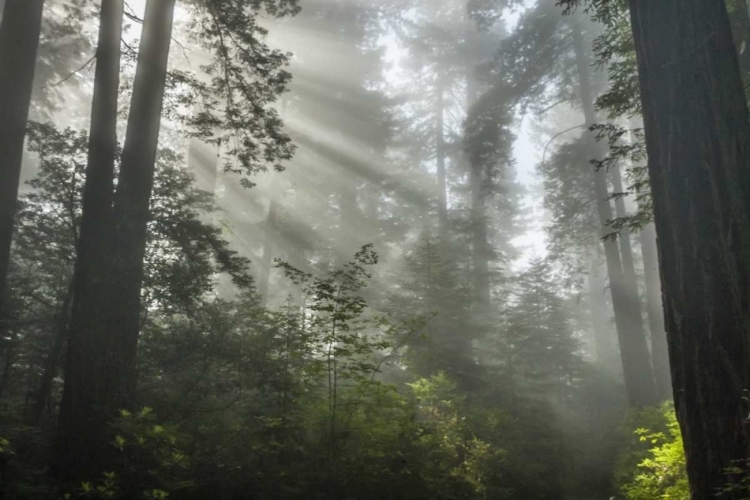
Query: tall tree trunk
572,20,657,407
107,0,175,412
0,0,45,310
436,76,448,236
54,0,124,481
627,0,750,495
639,221,671,401
467,73,491,314
611,163,651,372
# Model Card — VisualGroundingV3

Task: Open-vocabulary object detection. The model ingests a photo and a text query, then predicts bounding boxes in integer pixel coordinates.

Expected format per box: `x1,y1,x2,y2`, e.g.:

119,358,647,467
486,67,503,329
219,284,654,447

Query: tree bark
573,20,657,407
729,0,750,80
627,0,750,496
54,0,124,481
0,0,45,310
107,0,175,411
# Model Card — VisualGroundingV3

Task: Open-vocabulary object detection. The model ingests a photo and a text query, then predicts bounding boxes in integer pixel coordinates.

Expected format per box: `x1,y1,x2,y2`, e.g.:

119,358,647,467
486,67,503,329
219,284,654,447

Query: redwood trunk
628,0,750,496
54,0,124,480
573,20,657,407
0,0,45,306
107,0,175,410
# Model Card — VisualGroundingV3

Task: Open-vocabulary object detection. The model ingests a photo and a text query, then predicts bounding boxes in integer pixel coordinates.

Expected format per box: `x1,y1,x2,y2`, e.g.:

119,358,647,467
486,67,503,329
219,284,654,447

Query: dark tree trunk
0,0,45,309
573,20,657,407
639,221,671,401
0,335,15,398
627,0,750,496
106,0,175,411
54,0,124,481
729,0,750,80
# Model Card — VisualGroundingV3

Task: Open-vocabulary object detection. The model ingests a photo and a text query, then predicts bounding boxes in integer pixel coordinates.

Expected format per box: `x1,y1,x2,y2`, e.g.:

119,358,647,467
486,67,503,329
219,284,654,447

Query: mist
1,0,748,498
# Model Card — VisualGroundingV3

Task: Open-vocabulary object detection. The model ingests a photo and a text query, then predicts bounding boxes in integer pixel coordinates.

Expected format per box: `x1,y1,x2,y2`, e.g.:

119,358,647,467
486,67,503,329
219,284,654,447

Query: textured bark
107,0,175,411
0,0,45,308
54,0,124,480
639,221,671,401
573,21,657,407
628,0,750,496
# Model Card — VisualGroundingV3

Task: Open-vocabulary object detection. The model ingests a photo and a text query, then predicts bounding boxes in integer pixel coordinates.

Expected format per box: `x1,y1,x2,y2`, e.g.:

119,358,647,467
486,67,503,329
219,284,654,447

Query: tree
505,258,584,402
0,0,45,311
571,15,656,408
570,0,750,496
55,0,124,479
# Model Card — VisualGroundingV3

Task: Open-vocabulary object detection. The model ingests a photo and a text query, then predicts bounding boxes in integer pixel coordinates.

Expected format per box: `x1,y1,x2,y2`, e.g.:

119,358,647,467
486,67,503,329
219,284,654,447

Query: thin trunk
0,0,45,309
54,0,124,481
467,73,491,313
611,163,650,366
627,0,750,495
436,76,448,236
259,179,280,306
573,20,657,407
639,221,671,401
107,0,175,411
336,180,360,263
27,280,74,427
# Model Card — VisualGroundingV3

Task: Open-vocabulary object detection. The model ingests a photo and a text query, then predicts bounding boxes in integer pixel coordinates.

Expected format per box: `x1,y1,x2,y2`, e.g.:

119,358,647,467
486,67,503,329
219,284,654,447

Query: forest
0,0,748,498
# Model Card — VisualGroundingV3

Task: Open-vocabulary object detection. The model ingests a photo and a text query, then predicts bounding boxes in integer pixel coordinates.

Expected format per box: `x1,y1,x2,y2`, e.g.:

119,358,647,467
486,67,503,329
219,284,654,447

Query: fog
0,0,695,498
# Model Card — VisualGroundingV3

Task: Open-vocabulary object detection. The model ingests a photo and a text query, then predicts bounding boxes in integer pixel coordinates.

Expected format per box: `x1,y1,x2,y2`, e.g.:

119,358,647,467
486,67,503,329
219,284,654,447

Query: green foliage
616,403,688,500
62,408,189,500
